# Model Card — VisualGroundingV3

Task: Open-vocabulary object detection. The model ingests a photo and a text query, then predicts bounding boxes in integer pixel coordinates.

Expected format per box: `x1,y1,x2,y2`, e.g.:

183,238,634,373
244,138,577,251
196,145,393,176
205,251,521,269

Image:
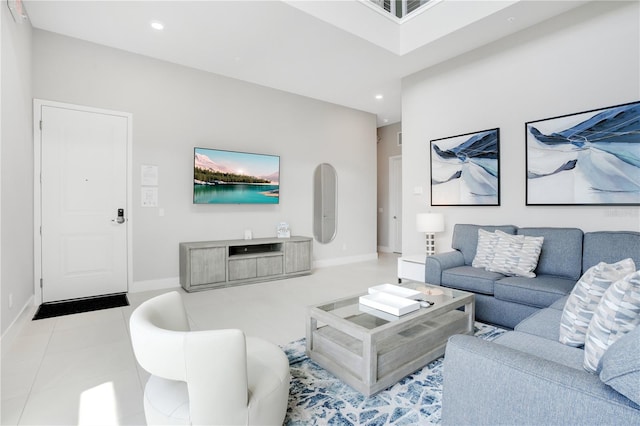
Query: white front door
36,101,130,303
389,155,402,253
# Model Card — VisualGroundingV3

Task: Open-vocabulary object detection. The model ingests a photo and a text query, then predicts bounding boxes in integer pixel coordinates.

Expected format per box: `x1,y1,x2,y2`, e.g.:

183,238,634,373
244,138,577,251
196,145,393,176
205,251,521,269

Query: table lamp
416,213,445,256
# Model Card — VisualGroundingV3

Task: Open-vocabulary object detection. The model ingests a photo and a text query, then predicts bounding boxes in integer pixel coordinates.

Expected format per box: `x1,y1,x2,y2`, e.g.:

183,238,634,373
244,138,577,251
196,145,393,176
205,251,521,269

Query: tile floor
1,253,400,425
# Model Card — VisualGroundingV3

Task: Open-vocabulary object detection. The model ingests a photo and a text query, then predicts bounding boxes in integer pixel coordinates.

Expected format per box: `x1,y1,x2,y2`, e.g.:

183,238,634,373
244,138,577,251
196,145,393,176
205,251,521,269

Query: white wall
31,30,377,289
376,122,401,252
401,1,640,257
1,7,33,336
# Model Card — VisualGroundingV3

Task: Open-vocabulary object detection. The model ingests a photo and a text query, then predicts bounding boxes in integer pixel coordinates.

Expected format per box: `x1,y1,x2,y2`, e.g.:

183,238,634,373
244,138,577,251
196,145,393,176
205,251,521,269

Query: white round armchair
129,291,290,425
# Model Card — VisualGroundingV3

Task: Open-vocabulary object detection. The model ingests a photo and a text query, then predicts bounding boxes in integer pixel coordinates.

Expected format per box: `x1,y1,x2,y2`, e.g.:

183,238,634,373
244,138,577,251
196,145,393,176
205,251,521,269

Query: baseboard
313,252,378,269
1,295,36,356
377,246,393,253
130,277,180,293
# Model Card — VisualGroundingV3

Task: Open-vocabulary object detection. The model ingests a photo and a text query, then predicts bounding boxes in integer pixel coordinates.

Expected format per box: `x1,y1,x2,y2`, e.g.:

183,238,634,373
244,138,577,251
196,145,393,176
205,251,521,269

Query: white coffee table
306,282,475,396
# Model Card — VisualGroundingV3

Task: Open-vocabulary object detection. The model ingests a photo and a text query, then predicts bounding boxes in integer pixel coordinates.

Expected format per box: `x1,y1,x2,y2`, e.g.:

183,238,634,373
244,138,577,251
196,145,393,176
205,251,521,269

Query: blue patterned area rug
283,322,505,425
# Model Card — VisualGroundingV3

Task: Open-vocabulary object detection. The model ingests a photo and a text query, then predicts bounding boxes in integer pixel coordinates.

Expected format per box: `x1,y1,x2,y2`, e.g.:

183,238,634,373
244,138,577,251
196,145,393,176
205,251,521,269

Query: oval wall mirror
313,163,337,244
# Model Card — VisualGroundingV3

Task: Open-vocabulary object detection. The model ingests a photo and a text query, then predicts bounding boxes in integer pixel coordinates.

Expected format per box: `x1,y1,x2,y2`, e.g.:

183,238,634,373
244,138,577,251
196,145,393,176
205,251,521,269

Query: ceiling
24,1,589,127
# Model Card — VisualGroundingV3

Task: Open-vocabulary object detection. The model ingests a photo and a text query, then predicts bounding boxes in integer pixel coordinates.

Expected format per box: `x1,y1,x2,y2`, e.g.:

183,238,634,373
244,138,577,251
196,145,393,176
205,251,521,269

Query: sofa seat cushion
515,307,563,341
550,295,569,310
441,266,503,295
494,331,584,370
494,275,575,308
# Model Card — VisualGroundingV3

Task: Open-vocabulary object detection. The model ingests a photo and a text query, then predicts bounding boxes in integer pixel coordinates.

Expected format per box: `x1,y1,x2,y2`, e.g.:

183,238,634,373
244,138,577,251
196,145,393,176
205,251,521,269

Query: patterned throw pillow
486,230,544,278
584,270,640,373
559,259,636,347
472,229,500,268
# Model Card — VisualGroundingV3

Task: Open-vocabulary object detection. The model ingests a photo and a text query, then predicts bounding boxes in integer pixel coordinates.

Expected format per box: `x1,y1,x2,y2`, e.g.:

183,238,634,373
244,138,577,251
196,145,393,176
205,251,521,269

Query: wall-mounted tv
193,147,280,204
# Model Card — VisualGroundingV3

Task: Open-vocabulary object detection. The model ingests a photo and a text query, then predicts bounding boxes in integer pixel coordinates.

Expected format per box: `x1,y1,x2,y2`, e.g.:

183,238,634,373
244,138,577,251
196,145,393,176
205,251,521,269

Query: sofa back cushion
583,231,640,273
517,227,583,280
452,224,517,265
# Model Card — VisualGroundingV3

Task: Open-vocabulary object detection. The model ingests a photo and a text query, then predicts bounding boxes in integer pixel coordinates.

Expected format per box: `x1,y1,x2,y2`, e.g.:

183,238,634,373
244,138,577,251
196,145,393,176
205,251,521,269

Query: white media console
179,236,313,291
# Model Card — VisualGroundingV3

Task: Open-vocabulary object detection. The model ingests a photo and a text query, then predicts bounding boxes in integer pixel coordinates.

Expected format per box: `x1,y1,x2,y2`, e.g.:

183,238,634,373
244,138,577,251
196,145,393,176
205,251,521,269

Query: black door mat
33,293,129,320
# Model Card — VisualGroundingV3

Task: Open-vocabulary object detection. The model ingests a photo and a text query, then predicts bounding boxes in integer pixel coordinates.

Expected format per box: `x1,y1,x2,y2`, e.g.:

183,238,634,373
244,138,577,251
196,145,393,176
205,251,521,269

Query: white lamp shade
416,213,444,233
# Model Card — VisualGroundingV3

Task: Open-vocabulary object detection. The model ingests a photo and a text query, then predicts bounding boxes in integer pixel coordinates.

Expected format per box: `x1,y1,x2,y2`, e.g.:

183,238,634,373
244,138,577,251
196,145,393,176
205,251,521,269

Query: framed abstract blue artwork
526,101,640,205
430,128,500,206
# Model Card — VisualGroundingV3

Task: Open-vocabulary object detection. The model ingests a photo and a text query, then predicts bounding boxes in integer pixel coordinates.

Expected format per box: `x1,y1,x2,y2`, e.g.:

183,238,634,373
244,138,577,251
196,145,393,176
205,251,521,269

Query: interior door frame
389,155,402,254
33,99,133,306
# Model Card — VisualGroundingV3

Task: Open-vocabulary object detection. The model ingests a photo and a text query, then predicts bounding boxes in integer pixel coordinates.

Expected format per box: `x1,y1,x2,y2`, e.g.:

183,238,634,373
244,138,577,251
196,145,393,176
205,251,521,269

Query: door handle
112,208,126,224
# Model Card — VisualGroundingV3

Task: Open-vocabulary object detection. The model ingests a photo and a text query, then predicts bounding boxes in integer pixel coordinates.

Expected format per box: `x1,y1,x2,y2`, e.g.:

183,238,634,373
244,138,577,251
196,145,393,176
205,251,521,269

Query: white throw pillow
472,229,500,268
559,259,636,347
583,270,640,373
486,230,544,278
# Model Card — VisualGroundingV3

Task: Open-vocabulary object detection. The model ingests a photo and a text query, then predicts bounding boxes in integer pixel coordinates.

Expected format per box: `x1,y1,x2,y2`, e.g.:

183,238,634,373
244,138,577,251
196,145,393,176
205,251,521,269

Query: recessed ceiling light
150,21,164,31
375,94,384,100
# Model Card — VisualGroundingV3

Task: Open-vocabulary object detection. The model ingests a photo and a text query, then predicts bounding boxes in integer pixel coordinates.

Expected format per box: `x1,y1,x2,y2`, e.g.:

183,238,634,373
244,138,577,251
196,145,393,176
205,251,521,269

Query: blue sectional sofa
435,225,640,424
425,224,640,329
443,296,640,424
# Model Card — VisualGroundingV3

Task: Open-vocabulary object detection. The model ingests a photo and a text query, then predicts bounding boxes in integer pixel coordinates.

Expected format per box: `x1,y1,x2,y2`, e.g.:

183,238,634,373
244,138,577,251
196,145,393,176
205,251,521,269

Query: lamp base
425,233,436,257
